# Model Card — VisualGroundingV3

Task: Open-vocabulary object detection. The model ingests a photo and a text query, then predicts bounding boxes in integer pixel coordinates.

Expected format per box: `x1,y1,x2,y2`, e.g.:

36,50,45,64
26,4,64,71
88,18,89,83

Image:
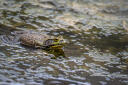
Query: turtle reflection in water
1,31,66,58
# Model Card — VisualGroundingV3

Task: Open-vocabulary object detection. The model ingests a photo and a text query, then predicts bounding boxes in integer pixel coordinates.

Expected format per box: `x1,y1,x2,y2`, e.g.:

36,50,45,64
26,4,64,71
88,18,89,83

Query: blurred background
0,0,128,85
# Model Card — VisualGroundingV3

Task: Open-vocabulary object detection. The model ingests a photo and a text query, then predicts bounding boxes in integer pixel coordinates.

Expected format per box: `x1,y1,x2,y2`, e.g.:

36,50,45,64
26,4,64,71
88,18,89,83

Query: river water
0,0,128,85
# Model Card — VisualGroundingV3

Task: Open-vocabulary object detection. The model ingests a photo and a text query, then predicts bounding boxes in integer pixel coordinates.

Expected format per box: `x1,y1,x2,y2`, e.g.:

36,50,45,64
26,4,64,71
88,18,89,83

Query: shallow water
0,0,128,85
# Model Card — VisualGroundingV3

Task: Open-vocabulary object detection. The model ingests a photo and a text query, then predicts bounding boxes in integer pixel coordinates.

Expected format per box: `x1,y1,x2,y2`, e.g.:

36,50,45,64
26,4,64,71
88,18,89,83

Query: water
0,0,128,85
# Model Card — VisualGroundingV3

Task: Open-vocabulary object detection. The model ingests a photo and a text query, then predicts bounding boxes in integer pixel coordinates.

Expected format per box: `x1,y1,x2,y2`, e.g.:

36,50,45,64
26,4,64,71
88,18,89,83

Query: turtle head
44,36,66,48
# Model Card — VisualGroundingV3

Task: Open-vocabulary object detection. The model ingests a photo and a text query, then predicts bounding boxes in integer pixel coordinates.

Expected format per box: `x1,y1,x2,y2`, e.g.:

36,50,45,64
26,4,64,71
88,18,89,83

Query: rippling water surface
0,0,128,85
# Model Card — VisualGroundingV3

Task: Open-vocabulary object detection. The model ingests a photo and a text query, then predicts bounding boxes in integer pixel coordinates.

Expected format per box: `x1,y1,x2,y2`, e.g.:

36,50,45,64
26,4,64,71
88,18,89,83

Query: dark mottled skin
11,31,64,48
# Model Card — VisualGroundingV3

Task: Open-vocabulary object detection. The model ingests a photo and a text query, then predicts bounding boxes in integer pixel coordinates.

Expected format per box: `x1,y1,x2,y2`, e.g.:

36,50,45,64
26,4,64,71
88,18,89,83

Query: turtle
10,31,65,49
